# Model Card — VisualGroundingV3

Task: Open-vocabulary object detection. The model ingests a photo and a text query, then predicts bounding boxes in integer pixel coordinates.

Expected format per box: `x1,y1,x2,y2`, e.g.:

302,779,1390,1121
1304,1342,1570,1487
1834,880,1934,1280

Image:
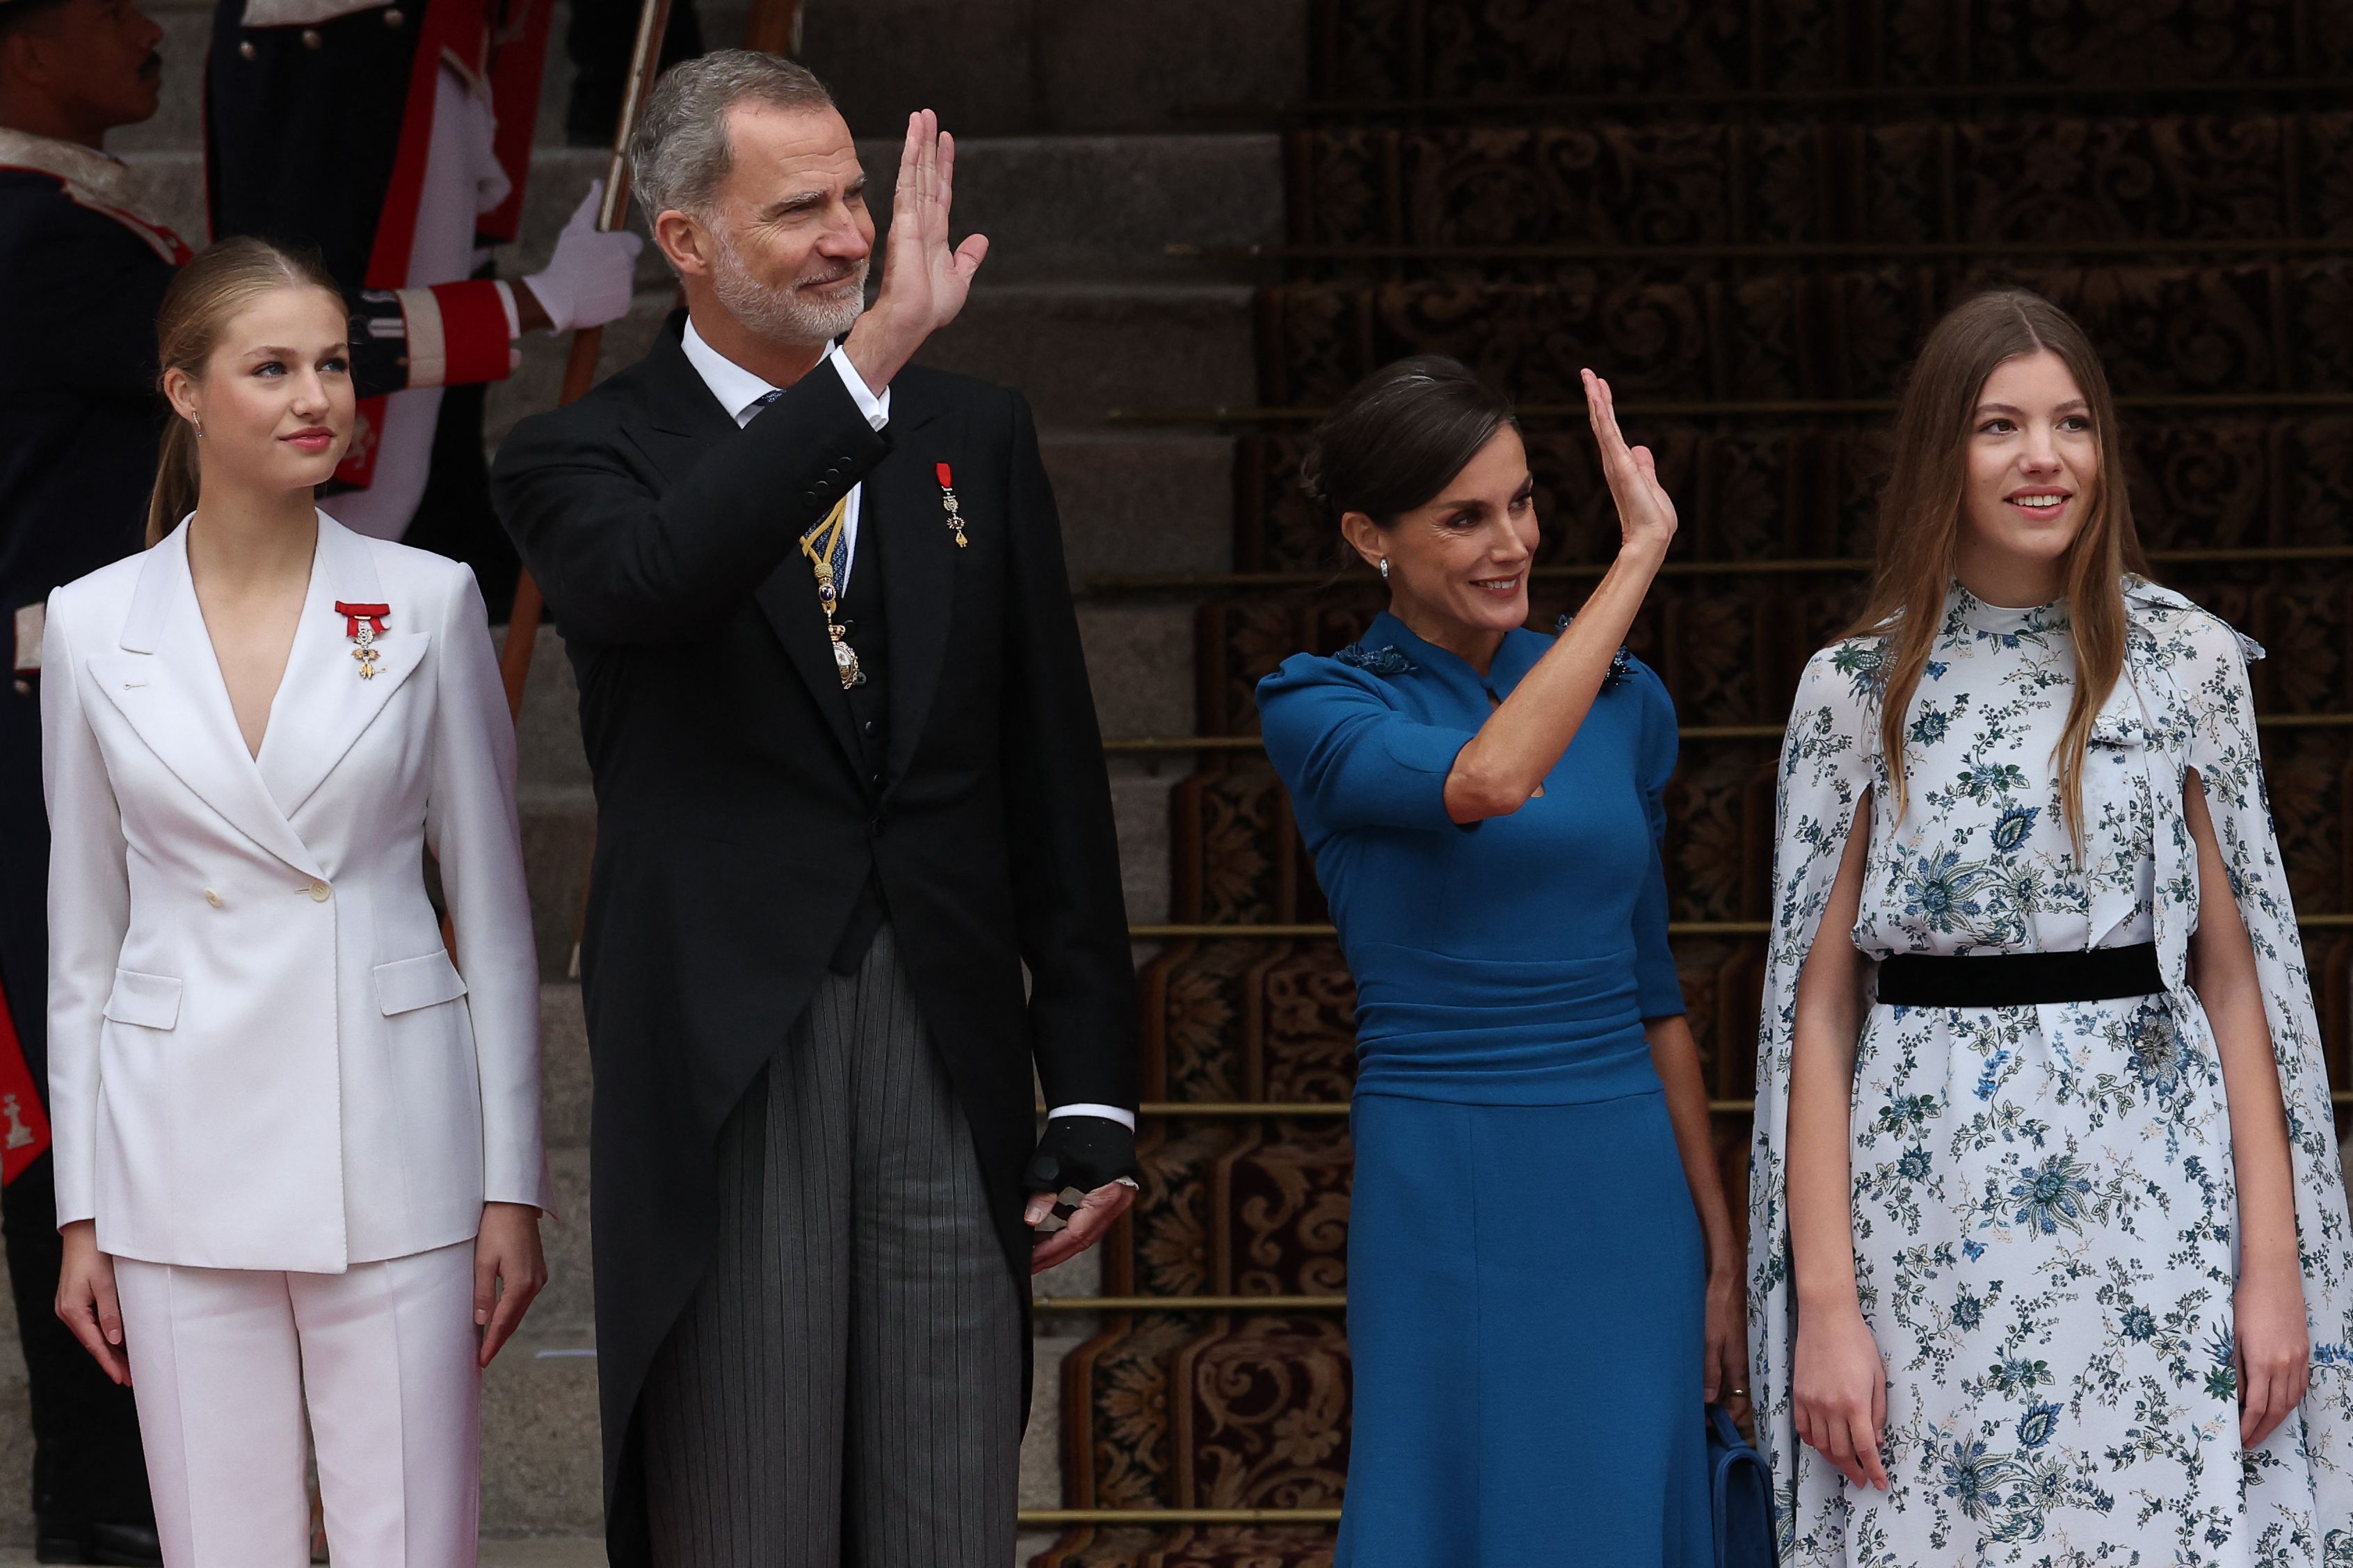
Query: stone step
1046,430,1236,585
476,1326,1098,1537
518,784,596,977
117,76,1275,285
1109,761,1177,928
915,281,1257,427
131,0,1308,143
116,0,751,159
66,1549,615,1566
481,1332,604,1537
1077,601,1194,739
806,0,1308,137
488,275,1256,446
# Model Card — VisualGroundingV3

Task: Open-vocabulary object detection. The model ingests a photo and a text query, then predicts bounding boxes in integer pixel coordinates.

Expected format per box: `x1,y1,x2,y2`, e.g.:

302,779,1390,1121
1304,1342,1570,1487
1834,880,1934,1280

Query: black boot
35,1519,164,1566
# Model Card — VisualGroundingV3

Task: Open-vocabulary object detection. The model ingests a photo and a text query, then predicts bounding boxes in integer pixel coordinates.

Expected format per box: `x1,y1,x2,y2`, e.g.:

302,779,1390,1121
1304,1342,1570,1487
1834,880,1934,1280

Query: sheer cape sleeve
2125,580,2353,1512
1747,634,1889,1539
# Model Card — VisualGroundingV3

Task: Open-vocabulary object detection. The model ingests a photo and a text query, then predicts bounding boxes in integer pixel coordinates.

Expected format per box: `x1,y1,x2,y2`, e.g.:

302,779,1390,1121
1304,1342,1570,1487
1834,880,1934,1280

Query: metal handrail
1018,1507,1342,1525
1133,915,2353,937
1173,236,2353,265
1105,712,2353,754
1033,1295,1347,1313
1171,75,2353,121
1090,544,2353,593
1106,393,2353,426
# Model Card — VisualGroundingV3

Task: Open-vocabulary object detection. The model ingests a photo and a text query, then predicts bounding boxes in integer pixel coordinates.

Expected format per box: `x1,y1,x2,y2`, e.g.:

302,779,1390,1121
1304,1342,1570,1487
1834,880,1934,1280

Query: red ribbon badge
0,973,52,1186
335,602,391,638
935,464,967,547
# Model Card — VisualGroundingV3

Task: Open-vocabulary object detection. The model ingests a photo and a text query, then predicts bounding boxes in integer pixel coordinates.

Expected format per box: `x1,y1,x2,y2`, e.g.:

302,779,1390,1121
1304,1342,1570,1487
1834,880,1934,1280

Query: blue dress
1258,611,1711,1567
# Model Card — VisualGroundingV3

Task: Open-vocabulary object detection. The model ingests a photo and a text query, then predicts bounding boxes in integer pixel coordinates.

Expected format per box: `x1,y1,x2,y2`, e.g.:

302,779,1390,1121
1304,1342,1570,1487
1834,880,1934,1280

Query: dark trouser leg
841,928,1022,1567
638,926,1021,1567
1,1155,154,1528
639,966,855,1566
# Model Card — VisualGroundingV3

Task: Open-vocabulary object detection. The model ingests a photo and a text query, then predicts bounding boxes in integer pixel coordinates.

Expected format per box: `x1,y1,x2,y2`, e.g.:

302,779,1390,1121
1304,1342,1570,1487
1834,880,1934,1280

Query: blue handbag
1706,1404,1777,1567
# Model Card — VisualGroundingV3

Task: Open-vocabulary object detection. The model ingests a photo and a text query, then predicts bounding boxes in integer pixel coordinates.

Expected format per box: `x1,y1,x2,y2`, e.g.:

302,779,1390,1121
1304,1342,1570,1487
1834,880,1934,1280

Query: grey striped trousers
639,926,1023,1567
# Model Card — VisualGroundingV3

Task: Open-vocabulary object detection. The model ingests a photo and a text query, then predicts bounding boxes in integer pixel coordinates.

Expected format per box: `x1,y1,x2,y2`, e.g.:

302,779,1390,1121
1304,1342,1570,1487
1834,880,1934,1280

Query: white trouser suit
41,515,550,1567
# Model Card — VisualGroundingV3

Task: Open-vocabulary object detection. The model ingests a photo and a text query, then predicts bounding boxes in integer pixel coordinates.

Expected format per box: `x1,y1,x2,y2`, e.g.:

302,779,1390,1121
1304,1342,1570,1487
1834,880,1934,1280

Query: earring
1377,558,1390,581
192,417,204,440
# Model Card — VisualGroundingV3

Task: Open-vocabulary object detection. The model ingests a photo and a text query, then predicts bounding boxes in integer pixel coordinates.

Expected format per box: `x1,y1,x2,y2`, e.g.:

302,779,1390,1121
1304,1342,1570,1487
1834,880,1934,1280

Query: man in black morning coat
490,54,1139,1566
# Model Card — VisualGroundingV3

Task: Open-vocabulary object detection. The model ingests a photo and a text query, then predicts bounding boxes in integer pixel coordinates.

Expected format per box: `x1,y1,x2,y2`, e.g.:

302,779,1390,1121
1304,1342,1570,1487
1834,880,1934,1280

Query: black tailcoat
489,318,1137,1561
0,162,172,1529
0,166,176,1096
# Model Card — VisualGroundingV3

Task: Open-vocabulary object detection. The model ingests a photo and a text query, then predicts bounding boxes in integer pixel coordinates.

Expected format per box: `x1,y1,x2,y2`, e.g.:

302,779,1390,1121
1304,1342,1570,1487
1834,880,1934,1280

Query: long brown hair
145,238,346,547
1848,289,2149,845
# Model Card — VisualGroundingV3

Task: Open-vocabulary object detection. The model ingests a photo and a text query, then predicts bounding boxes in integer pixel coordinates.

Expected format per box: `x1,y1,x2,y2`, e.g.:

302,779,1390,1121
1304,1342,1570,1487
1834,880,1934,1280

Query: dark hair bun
1299,355,1517,528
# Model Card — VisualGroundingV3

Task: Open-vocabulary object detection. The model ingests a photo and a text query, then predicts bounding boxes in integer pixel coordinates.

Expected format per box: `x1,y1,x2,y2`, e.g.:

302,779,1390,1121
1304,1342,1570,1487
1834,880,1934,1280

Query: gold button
383,6,403,22
300,26,322,47
204,888,223,908
237,38,257,59
307,880,331,902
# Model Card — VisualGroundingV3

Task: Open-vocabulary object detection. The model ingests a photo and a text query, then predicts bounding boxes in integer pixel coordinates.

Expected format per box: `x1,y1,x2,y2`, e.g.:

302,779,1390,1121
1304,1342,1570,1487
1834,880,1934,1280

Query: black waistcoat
828,512,890,971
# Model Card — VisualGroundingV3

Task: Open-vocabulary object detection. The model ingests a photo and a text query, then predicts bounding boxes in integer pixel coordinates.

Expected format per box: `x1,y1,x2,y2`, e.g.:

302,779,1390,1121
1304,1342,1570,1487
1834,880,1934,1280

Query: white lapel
255,515,431,819
87,526,323,879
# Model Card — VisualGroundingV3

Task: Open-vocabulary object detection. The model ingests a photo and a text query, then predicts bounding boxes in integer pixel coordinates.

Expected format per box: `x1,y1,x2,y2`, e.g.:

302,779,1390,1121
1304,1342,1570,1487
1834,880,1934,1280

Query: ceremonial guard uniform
207,0,591,613
0,124,188,1560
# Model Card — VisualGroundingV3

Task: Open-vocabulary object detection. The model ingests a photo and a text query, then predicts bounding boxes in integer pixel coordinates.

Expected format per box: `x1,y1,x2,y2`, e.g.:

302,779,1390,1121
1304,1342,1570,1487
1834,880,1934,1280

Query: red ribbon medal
334,601,391,679
935,463,967,549
0,975,51,1186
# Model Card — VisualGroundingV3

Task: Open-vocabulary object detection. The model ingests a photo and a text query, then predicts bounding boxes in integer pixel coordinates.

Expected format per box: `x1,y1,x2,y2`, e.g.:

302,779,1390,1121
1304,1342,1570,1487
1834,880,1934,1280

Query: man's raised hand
843,110,989,393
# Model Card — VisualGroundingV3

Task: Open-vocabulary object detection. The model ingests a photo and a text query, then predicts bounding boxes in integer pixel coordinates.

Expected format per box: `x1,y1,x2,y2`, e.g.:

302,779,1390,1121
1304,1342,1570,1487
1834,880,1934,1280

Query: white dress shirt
675,319,1134,1135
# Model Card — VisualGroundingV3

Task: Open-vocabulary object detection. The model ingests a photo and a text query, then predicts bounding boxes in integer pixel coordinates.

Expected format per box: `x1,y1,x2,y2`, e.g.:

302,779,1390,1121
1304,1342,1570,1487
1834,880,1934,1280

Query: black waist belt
1877,943,2163,1008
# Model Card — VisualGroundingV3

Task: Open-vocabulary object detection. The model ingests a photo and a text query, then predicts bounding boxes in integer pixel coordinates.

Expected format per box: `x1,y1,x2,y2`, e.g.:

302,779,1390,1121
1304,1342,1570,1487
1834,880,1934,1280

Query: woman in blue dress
1258,356,1741,1565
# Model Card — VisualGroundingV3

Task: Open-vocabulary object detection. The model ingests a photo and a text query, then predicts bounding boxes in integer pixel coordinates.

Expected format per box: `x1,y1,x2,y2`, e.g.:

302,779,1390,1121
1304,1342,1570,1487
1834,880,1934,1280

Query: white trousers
113,1240,481,1568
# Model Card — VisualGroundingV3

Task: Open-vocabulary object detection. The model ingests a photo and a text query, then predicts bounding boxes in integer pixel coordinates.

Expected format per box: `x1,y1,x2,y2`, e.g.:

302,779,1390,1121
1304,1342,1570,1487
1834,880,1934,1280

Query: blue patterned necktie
753,389,853,591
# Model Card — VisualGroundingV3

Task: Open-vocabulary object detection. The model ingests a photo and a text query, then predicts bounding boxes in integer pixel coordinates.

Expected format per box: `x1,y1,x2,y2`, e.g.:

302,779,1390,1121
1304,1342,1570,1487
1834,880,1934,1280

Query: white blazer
41,514,549,1273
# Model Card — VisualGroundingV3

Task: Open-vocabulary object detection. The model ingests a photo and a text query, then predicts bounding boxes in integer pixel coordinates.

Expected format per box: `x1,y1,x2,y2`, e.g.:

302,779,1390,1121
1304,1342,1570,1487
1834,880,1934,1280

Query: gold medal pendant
335,601,390,679
803,499,863,688
935,462,968,548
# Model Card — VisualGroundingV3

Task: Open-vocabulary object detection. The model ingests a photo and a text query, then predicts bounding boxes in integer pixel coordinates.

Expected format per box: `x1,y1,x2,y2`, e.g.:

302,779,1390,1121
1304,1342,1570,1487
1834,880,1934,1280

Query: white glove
522,181,643,333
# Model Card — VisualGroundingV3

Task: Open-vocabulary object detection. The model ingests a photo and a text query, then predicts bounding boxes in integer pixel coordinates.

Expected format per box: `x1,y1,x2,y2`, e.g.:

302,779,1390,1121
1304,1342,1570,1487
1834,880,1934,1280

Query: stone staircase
0,0,1301,1555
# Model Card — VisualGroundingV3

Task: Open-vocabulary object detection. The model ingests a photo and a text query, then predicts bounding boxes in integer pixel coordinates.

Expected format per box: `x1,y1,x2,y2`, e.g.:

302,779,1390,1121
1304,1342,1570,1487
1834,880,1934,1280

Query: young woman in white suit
40,238,550,1567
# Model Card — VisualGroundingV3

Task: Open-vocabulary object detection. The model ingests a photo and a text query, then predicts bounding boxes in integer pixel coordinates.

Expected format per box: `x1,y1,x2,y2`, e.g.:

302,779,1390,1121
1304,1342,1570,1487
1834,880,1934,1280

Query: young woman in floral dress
1750,289,2353,1565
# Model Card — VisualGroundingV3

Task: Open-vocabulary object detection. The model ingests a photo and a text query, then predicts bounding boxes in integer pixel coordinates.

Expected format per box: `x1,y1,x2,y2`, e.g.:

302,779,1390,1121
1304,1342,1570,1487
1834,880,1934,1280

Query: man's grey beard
708,220,868,347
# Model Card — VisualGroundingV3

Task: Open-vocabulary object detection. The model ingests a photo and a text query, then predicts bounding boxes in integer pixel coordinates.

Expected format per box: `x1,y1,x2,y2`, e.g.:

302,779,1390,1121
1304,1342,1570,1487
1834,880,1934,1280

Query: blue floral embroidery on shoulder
1830,638,1890,698
1335,642,1415,677
1554,615,1634,688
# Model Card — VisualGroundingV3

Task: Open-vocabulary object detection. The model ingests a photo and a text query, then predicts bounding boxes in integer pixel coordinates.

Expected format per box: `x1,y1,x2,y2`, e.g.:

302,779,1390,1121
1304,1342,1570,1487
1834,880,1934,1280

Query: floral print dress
1749,579,2353,1566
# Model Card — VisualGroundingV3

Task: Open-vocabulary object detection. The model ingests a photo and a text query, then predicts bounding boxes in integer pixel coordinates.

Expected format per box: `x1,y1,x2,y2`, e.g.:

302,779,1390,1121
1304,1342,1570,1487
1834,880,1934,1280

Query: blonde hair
145,238,346,547
1848,288,2149,843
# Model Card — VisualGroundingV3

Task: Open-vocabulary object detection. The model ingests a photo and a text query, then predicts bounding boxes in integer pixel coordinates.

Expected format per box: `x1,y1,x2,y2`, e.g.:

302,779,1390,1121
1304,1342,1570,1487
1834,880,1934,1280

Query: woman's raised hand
1582,368,1677,560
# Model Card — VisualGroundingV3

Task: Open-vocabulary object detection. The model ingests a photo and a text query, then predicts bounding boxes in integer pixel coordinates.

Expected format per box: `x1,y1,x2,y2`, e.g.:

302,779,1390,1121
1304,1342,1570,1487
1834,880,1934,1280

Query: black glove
1024,1115,1140,1222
